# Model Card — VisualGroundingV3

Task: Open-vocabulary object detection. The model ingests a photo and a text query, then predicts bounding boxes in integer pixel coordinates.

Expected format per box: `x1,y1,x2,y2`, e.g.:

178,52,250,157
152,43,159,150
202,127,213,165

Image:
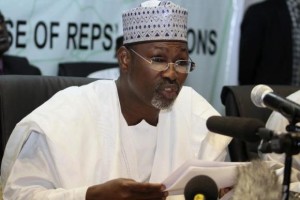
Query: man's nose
161,63,178,80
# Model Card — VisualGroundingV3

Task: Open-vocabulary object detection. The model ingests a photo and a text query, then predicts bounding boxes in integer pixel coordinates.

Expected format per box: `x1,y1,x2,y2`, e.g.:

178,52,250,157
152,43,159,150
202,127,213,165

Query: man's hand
86,178,168,200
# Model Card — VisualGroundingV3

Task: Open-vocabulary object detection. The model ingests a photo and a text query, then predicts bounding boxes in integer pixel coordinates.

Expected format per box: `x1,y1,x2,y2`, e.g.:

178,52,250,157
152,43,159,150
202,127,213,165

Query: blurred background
0,0,264,113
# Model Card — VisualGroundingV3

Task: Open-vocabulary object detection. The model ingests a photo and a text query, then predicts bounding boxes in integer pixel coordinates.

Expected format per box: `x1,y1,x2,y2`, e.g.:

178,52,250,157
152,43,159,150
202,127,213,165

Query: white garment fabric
87,67,120,80
1,80,231,200
120,113,157,182
263,90,300,193
128,118,158,182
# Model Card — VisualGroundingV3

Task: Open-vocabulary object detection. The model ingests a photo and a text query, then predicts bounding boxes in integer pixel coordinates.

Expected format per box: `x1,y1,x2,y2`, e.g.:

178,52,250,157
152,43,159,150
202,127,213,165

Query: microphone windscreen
184,175,218,200
251,84,273,108
232,160,281,200
206,116,264,142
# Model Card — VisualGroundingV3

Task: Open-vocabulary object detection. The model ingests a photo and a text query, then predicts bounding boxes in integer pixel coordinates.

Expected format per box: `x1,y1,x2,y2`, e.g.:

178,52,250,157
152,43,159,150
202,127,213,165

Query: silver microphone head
251,84,273,108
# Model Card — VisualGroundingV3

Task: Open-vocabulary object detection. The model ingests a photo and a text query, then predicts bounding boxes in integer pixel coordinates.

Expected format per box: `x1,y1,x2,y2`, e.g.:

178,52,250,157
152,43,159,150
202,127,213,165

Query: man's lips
158,84,179,99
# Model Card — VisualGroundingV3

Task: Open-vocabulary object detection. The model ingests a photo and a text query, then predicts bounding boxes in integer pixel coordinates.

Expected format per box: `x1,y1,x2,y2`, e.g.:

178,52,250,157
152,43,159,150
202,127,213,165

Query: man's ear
117,46,131,72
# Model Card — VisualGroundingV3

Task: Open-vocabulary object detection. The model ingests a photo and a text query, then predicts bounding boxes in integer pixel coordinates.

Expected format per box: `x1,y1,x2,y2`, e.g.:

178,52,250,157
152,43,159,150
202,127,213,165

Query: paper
162,159,249,196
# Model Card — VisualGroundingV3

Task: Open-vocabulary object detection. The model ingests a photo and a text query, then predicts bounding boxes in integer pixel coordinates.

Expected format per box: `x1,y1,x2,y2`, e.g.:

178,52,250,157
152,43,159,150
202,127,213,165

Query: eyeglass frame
127,47,195,74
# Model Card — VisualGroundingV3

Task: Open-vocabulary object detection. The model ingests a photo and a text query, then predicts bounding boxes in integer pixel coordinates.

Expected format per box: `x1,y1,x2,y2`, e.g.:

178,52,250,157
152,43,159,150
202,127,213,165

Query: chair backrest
58,62,118,77
221,85,300,161
0,75,95,160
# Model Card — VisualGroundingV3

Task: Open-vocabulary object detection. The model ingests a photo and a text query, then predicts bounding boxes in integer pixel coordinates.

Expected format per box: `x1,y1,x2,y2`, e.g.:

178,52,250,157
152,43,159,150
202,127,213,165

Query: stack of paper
162,159,249,196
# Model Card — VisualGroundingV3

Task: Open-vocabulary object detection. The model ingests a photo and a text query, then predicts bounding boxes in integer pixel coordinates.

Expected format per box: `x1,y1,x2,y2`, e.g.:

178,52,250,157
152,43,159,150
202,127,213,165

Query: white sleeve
3,131,88,200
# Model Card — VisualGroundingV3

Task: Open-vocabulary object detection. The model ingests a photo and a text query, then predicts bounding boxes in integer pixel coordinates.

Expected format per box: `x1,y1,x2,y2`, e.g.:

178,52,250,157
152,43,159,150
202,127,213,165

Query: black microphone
184,175,218,200
251,84,300,123
206,116,265,142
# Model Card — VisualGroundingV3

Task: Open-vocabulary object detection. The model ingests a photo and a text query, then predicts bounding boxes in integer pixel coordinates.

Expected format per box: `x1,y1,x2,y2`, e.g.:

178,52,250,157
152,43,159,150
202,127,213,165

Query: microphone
251,84,300,123
206,116,265,142
184,175,218,200
232,160,281,200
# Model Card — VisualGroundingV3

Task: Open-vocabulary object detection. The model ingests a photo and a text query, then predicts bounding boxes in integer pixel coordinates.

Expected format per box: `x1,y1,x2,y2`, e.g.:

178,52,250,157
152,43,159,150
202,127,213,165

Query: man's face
125,41,189,110
0,13,10,55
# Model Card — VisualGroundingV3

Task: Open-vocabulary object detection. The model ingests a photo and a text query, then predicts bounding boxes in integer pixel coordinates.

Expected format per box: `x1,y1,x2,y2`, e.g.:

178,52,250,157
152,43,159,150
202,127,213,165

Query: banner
0,0,245,113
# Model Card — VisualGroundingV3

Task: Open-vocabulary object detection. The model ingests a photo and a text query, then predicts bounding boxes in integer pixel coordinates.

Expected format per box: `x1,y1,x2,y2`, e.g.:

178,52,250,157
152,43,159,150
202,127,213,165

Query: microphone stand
281,124,300,200
282,153,292,200
257,125,300,200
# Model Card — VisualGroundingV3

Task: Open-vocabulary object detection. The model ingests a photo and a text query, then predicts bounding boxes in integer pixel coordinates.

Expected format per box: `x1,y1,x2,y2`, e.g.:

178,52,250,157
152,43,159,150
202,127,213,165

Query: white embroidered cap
122,0,188,45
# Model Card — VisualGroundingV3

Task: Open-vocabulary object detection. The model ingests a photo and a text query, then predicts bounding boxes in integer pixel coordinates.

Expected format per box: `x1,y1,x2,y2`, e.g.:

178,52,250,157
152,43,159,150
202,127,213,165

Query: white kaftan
1,80,231,200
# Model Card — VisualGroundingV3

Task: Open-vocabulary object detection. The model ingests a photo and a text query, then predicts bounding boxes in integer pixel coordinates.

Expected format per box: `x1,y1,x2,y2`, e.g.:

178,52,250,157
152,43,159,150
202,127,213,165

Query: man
1,1,231,199
0,11,41,75
238,0,299,85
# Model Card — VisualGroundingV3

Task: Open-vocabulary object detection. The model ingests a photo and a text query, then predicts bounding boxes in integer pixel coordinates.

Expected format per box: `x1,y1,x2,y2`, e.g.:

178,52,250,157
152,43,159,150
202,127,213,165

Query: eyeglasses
128,48,195,74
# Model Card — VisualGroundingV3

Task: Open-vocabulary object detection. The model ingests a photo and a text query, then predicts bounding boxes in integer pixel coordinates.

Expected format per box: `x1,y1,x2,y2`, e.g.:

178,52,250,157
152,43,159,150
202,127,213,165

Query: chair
0,75,95,161
58,62,118,77
221,85,300,161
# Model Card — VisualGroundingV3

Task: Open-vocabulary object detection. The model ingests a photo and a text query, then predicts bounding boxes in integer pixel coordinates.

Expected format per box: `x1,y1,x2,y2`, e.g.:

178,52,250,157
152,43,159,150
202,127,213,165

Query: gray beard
151,93,175,110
